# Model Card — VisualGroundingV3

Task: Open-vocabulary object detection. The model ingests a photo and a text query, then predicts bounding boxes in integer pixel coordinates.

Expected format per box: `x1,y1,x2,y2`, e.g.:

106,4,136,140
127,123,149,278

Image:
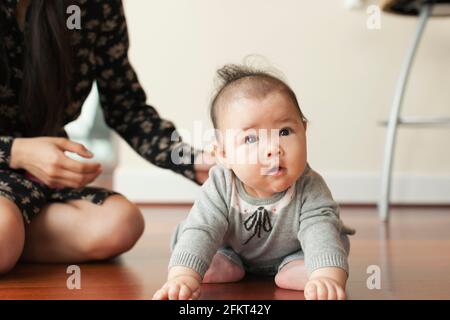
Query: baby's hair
210,63,307,129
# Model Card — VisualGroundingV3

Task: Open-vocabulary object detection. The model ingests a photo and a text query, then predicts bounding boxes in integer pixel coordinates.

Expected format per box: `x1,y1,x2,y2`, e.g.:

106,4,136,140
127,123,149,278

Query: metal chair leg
378,4,432,222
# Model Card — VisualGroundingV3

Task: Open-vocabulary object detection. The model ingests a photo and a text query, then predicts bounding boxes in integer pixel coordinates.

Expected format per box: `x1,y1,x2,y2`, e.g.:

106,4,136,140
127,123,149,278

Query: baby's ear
213,141,231,169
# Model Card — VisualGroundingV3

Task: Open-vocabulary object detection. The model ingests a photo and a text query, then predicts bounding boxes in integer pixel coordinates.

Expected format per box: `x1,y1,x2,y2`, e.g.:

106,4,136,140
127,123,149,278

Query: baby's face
216,92,307,198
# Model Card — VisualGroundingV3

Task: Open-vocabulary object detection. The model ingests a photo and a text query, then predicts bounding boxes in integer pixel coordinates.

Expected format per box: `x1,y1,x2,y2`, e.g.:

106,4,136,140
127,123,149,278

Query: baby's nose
266,148,281,158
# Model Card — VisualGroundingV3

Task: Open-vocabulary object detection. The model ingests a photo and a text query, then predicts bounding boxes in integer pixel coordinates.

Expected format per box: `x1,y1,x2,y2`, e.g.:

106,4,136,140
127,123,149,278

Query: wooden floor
1,206,450,300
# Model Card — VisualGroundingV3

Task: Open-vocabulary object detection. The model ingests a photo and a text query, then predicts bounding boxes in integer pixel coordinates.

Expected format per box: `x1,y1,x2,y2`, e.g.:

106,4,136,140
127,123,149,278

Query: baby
153,64,355,300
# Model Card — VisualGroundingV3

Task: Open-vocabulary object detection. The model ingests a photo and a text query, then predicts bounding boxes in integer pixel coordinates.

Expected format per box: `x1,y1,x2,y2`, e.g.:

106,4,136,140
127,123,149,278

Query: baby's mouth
264,165,286,176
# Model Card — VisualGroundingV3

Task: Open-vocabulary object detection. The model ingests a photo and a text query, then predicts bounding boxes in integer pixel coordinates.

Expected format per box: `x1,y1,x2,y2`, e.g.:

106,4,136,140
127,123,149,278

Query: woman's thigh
0,169,36,273
21,194,145,263
0,196,25,274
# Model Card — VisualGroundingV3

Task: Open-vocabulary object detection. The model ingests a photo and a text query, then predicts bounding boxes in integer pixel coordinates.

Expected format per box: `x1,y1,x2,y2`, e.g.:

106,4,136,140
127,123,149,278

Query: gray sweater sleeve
297,170,352,276
169,165,231,277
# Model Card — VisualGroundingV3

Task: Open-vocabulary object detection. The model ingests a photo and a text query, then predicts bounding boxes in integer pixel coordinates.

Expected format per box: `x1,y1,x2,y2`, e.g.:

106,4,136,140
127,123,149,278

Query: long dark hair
0,0,73,136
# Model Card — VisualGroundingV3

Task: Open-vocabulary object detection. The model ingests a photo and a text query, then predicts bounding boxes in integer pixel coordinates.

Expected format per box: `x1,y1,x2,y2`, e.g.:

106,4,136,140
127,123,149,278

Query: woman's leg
0,197,25,274
20,195,145,263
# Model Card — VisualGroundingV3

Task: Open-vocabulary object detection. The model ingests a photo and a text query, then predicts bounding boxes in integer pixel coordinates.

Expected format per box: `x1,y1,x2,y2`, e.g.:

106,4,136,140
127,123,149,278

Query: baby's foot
274,259,309,291
203,253,245,283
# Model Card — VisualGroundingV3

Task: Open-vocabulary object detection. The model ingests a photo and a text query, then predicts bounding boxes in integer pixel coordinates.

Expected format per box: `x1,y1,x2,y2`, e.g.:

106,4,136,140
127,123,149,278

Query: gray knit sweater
169,164,355,277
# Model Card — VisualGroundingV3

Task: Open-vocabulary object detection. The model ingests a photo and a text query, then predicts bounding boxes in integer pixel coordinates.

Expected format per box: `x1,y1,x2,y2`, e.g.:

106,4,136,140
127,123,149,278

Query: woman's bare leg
21,195,145,263
0,197,25,274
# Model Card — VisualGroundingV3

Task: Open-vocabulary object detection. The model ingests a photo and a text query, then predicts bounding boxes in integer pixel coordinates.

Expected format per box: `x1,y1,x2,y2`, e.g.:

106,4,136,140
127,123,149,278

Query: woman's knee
83,195,145,260
0,197,25,274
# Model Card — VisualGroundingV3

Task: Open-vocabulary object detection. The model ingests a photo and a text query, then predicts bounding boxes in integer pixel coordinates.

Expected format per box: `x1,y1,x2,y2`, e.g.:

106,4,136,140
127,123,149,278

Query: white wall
114,0,450,204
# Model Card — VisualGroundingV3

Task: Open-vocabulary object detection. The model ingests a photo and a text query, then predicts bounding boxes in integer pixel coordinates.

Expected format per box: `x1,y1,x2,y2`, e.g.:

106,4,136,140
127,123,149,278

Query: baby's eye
279,128,292,136
244,135,258,144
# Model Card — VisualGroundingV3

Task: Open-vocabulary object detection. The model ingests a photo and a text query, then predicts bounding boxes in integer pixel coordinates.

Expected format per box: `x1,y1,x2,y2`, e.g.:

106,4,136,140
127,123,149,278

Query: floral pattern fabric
0,169,118,223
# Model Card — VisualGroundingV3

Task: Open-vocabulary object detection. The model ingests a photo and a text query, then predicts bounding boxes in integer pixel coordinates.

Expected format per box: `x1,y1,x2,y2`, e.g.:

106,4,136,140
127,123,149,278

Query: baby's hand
304,277,346,300
153,275,201,300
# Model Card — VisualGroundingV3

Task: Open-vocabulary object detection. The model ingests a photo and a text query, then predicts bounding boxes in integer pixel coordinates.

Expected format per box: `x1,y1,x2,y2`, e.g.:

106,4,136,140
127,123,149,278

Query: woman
0,0,211,274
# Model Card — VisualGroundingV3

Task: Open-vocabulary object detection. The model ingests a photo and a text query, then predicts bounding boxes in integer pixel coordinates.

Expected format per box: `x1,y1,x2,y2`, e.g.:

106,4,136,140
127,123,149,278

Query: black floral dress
0,0,199,223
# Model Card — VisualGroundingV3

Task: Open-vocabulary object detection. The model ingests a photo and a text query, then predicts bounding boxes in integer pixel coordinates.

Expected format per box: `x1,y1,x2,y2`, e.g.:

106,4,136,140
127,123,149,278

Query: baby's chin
254,178,296,197
234,167,301,196
269,170,304,191
268,179,295,193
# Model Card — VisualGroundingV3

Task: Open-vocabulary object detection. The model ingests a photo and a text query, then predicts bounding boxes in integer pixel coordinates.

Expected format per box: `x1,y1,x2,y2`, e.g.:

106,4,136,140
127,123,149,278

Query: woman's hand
10,137,102,189
194,149,216,184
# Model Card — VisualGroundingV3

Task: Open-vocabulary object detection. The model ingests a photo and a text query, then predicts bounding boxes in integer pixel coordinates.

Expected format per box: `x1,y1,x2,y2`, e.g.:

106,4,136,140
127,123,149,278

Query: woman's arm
93,0,201,184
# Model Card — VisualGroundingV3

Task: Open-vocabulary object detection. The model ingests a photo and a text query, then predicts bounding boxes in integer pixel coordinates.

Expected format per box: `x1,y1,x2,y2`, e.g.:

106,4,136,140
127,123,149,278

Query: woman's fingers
44,154,102,188
195,149,216,169
55,138,94,159
13,137,102,188
59,153,102,174
47,171,100,189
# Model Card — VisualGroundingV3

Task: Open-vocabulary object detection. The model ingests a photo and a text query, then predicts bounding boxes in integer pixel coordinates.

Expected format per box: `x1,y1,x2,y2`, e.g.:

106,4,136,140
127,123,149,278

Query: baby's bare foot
203,253,245,283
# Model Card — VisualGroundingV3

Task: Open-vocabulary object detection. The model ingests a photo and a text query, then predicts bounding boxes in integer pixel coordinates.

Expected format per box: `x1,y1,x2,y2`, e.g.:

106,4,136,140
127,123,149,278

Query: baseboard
113,167,202,203
113,168,450,205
